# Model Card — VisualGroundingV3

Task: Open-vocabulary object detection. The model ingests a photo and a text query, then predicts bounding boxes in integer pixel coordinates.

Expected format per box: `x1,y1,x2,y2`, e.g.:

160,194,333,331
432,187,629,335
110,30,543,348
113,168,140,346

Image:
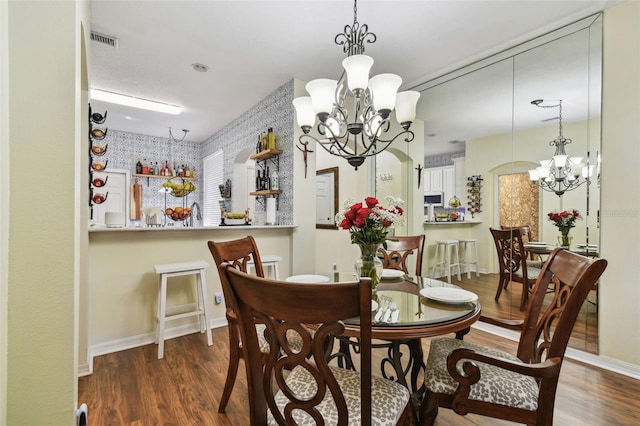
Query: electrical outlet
214,292,223,304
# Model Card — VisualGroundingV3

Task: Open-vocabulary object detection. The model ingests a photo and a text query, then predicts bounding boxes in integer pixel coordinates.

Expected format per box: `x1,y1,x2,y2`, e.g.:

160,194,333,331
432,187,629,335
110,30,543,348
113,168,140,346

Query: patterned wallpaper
424,152,465,168
499,172,540,240
200,80,294,225
94,129,202,224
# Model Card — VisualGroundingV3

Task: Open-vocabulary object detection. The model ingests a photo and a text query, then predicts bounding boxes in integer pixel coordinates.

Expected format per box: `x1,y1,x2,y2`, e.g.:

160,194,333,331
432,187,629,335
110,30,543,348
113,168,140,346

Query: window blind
202,150,223,226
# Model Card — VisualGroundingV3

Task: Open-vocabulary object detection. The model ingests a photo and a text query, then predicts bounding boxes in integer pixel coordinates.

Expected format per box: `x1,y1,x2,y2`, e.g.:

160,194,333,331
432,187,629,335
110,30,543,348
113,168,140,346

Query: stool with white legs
431,240,461,283
247,254,282,279
154,260,213,359
459,238,480,279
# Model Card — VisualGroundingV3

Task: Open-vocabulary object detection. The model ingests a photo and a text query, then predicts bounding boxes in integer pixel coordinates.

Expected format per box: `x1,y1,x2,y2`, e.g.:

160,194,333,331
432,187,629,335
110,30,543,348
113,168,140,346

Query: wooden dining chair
501,225,543,262
219,265,411,425
377,234,426,275
208,237,265,412
490,227,543,310
420,248,607,426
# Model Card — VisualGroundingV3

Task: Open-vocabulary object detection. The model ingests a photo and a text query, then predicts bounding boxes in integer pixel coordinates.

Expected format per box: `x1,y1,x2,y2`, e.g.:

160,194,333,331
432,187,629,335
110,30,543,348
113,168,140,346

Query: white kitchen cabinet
442,165,455,204
424,167,443,192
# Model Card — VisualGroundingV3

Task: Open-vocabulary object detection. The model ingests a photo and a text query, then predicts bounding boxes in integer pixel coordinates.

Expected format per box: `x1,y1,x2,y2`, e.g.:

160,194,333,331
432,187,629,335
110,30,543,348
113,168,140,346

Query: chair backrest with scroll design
490,228,539,310
517,248,607,364
377,234,426,276
221,265,376,425
501,225,538,261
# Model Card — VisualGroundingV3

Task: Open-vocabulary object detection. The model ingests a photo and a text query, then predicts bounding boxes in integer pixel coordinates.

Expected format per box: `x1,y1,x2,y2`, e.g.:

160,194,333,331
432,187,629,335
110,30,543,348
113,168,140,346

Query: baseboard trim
82,316,229,376
472,322,640,380
81,316,639,381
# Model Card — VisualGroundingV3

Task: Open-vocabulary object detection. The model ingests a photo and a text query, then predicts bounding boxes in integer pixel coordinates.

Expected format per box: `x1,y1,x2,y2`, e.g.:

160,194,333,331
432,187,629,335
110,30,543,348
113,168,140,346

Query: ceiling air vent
90,31,118,48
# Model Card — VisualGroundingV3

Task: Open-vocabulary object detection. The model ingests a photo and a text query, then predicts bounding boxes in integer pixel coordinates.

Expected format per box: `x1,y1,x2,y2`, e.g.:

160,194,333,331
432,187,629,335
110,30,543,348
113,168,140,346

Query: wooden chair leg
494,274,506,300
218,322,241,413
519,282,529,311
419,390,439,426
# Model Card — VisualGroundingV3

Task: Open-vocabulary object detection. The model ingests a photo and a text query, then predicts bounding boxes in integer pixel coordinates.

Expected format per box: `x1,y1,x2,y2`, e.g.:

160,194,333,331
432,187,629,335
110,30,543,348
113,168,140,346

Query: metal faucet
190,201,202,227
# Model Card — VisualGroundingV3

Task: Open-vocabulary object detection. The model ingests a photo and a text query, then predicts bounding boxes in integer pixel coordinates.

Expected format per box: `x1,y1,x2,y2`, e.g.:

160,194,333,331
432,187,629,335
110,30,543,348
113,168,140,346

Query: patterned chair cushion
267,365,410,425
425,337,540,410
255,324,305,354
514,263,543,280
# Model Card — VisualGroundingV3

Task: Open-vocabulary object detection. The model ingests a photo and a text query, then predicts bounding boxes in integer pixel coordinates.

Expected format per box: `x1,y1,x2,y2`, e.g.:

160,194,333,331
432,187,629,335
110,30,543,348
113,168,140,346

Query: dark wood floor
78,274,636,425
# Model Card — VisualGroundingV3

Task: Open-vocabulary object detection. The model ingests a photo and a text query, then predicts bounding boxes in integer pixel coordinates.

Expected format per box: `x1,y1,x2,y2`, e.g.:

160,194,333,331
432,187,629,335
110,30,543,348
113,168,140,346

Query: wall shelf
133,173,197,186
250,149,282,161
250,189,282,196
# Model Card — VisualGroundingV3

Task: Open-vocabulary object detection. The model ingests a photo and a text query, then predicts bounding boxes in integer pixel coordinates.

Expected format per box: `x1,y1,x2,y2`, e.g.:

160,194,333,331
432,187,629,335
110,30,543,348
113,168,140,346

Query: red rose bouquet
547,209,581,248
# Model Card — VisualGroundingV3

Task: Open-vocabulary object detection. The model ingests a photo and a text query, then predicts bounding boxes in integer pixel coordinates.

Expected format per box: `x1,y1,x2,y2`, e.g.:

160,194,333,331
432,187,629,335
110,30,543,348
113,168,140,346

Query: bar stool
248,254,282,279
459,238,480,279
154,260,213,359
431,240,461,283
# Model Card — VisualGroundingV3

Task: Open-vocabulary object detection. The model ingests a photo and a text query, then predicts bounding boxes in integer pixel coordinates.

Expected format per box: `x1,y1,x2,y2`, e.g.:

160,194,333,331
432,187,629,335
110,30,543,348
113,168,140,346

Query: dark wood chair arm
479,315,524,331
446,348,562,385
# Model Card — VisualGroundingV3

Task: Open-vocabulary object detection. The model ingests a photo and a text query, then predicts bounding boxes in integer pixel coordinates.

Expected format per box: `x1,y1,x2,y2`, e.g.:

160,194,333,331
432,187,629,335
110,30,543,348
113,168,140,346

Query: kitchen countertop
88,224,297,232
423,220,483,225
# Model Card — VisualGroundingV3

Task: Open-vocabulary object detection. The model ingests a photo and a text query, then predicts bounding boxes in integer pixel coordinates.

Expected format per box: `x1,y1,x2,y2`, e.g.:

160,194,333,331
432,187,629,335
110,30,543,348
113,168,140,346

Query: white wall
600,0,640,365
5,0,90,423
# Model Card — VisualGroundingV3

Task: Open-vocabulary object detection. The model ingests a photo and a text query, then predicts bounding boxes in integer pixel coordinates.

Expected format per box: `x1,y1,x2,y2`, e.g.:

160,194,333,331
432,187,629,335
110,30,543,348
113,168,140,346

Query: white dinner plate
526,242,553,246
381,269,405,279
419,287,478,304
576,244,598,249
285,274,330,283
371,300,379,311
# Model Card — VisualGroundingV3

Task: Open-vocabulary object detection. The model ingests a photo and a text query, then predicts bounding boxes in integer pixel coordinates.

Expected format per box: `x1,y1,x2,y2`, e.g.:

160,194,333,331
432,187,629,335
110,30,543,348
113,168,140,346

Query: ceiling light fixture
292,0,420,170
90,89,182,115
528,99,594,196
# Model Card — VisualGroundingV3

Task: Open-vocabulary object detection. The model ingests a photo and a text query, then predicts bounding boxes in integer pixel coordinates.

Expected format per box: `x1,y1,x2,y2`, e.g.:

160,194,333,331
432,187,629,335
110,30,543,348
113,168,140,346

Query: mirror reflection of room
413,14,602,354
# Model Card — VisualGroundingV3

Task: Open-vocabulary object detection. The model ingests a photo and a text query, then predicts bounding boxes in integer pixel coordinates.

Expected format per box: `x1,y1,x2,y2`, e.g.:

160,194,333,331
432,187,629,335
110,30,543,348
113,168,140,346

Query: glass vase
354,243,383,295
558,228,572,249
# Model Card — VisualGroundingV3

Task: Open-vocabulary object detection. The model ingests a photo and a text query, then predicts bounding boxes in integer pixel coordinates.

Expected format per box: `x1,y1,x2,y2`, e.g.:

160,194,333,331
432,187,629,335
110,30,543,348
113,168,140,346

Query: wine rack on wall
467,175,483,216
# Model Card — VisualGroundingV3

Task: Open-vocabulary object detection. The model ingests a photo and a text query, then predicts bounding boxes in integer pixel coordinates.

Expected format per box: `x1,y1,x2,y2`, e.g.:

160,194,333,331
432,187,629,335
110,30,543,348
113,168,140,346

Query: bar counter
87,224,296,367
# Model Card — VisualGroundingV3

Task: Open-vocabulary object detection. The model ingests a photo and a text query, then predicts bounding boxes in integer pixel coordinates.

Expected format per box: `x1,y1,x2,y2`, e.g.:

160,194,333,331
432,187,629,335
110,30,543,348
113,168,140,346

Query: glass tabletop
327,273,480,328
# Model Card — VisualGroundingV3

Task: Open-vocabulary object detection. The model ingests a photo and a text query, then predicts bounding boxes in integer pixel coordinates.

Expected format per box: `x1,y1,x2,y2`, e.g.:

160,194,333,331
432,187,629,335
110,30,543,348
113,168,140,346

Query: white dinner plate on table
526,242,553,246
285,274,330,283
371,300,379,311
420,287,478,304
381,269,405,280
576,244,598,249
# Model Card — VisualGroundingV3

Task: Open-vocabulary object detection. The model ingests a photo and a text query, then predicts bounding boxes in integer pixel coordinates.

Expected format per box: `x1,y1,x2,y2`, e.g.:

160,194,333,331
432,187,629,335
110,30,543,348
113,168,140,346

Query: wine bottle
136,158,142,174
256,170,262,190
265,167,270,190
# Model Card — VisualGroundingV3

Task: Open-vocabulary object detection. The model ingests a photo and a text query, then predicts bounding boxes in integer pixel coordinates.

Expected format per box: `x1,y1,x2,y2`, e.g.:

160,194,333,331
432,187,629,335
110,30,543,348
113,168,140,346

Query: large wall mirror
409,14,602,354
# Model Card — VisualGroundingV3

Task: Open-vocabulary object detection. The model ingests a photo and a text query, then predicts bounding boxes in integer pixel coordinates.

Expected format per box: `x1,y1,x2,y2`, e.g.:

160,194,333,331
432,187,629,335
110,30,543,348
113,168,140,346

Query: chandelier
292,0,420,170
528,99,594,196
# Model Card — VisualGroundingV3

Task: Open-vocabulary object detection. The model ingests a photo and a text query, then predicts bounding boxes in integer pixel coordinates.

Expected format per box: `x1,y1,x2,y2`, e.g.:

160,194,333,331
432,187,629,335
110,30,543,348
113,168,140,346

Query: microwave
424,192,444,207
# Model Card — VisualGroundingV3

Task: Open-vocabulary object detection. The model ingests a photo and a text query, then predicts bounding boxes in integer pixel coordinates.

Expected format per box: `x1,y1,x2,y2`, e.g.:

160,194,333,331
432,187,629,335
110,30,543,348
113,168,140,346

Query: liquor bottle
136,158,142,174
267,127,275,150
191,165,197,179
142,159,149,174
177,164,183,177
256,133,263,153
256,170,262,190
172,162,177,177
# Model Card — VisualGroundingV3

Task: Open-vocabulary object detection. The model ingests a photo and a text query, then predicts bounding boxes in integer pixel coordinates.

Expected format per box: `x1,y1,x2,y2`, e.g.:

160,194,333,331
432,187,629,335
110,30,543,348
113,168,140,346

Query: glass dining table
315,272,482,422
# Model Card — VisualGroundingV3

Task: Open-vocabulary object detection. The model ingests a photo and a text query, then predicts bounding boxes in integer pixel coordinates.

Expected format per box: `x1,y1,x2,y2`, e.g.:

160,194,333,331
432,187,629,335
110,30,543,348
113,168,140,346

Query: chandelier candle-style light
292,0,420,170
528,99,594,196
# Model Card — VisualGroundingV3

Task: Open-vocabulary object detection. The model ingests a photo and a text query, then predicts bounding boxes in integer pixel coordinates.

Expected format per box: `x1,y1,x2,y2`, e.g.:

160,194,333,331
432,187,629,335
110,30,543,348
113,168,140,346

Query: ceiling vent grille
90,31,118,48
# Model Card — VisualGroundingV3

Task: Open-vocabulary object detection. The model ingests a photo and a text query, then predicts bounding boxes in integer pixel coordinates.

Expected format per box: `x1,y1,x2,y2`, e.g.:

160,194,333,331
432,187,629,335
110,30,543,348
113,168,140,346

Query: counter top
423,220,483,226
88,224,297,233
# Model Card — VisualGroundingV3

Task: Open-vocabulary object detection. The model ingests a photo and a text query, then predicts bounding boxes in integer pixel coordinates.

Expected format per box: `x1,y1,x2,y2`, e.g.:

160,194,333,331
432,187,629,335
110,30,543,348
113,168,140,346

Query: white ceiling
89,0,619,155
